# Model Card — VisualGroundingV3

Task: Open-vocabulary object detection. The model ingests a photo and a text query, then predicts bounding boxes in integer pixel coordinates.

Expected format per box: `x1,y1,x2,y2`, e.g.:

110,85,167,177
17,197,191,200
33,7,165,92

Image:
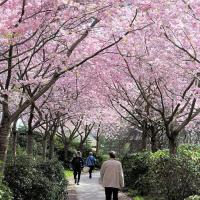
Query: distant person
71,151,84,185
100,151,124,200
86,152,96,178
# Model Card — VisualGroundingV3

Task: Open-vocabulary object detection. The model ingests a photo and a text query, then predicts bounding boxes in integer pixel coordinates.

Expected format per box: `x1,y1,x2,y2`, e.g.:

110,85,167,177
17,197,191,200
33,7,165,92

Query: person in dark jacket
86,152,96,179
71,151,84,185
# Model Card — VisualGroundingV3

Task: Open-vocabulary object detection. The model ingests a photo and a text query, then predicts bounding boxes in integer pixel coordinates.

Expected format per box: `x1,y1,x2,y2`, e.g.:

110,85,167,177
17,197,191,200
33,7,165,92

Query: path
76,172,104,200
68,172,131,200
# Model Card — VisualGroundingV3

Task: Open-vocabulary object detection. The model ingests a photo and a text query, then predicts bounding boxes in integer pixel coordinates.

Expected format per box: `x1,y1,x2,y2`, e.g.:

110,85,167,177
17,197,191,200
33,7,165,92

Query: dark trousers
105,187,119,200
89,166,95,178
73,169,81,182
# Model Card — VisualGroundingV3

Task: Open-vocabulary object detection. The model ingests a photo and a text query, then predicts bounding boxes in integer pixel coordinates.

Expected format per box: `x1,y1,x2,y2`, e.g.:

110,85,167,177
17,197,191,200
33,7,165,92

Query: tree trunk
49,122,58,160
151,135,157,153
49,133,55,160
169,134,178,156
96,136,100,155
150,127,158,153
96,123,101,155
0,119,11,176
64,141,69,166
27,104,34,155
27,132,33,155
42,137,48,161
11,120,18,162
141,131,147,150
79,141,84,153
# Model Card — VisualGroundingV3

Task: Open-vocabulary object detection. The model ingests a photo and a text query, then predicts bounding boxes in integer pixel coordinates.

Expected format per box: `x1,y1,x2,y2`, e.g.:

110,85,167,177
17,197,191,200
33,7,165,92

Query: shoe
77,182,79,185
74,179,77,184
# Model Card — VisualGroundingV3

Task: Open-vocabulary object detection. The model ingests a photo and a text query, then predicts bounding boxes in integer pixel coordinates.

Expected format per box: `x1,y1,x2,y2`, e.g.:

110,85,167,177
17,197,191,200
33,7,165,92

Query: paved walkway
68,171,131,200
76,172,104,200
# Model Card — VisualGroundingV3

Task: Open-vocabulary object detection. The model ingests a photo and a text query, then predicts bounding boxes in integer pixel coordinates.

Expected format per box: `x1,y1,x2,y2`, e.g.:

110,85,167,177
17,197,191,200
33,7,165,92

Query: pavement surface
68,171,131,200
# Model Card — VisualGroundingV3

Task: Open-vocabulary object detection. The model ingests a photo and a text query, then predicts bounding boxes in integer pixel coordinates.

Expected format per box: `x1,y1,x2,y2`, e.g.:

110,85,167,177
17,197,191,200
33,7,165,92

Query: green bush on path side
64,170,73,180
123,145,200,200
4,155,67,200
185,195,200,200
0,182,13,200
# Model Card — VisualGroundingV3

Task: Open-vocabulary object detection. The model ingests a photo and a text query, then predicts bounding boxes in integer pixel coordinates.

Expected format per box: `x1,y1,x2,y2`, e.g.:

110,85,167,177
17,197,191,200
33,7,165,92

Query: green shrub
36,159,66,198
147,156,200,200
178,145,200,161
96,154,109,168
123,146,200,200
0,182,13,200
123,152,150,195
185,196,200,200
4,155,67,200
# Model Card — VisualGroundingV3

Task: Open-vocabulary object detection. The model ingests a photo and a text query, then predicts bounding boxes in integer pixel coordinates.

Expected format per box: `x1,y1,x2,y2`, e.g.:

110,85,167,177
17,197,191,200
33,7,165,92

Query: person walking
86,152,96,179
100,151,124,200
71,151,84,185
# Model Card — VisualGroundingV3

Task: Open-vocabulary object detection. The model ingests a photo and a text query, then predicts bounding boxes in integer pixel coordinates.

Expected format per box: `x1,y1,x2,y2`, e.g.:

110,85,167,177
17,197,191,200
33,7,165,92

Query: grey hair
109,151,116,159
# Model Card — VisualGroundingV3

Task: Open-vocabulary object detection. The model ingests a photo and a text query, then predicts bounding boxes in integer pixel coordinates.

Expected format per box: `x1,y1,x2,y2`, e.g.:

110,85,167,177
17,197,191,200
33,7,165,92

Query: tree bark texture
42,137,48,161
27,104,35,155
169,134,178,156
0,119,11,176
11,120,18,162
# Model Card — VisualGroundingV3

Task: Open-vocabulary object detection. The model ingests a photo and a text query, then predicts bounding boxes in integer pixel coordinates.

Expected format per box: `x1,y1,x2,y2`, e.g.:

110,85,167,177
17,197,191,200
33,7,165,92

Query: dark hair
109,151,116,159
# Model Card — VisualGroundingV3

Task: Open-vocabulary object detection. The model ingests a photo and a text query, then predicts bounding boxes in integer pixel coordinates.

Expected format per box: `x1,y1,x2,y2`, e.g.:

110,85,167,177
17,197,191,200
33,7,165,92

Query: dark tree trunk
42,137,48,161
141,131,147,150
169,134,178,156
11,120,18,161
96,123,101,155
49,120,59,160
151,134,157,153
0,118,11,175
150,127,158,153
96,136,100,155
49,133,55,160
141,120,148,151
27,104,35,155
27,133,33,155
129,140,135,152
64,141,69,166
49,135,54,160
79,142,84,153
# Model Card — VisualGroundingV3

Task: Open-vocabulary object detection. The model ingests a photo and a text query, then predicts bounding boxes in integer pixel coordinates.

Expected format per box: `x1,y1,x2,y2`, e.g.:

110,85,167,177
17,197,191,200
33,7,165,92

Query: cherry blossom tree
0,0,142,174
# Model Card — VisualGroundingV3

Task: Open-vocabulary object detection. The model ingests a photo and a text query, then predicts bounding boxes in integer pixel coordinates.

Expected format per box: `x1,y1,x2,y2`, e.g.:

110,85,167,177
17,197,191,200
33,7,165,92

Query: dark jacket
71,157,84,170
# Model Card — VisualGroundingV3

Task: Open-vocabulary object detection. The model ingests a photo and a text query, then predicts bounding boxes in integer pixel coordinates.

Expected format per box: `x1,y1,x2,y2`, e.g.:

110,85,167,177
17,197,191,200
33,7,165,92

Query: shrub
147,156,200,200
36,159,67,198
123,146,200,200
122,152,150,195
96,154,109,168
0,182,13,200
185,196,200,200
178,145,200,161
4,155,67,200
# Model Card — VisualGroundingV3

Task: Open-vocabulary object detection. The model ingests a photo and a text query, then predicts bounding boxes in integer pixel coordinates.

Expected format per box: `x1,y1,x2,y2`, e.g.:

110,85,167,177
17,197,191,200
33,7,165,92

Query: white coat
100,159,124,189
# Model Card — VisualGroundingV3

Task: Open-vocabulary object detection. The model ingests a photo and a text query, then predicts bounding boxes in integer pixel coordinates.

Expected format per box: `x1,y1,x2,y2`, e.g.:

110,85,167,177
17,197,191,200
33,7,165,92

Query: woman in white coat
100,151,124,200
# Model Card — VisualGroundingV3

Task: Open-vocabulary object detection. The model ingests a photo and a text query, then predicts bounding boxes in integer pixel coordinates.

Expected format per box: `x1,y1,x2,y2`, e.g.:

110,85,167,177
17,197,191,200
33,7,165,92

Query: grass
133,196,144,200
127,189,163,200
132,196,163,200
64,170,73,180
